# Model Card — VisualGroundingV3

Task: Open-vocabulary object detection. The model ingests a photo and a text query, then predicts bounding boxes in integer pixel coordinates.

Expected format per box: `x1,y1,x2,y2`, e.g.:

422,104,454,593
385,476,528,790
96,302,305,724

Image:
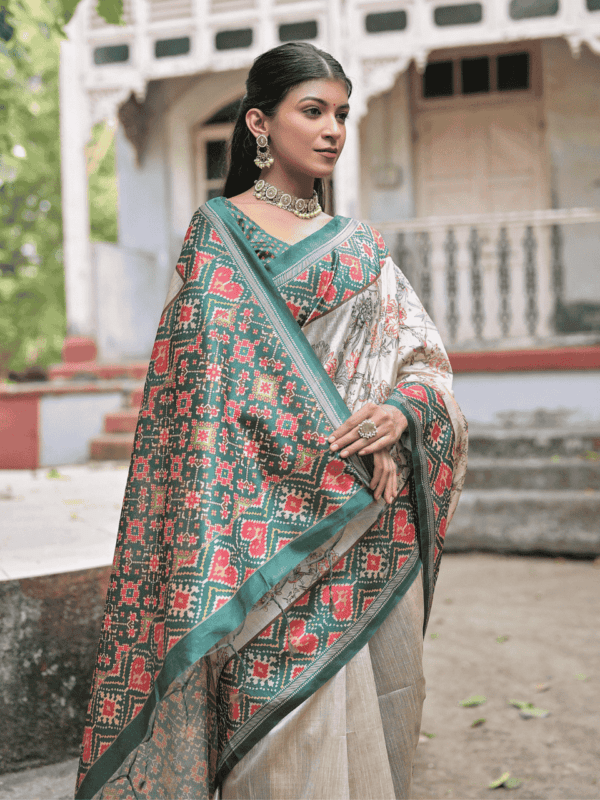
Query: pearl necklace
253,179,322,220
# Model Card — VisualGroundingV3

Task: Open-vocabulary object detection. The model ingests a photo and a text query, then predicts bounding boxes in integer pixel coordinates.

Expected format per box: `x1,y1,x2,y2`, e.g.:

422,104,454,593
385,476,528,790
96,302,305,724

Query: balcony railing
374,208,600,350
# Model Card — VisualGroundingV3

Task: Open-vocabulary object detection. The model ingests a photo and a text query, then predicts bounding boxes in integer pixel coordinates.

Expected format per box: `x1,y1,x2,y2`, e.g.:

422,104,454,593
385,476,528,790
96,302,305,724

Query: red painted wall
0,393,39,469
449,346,600,373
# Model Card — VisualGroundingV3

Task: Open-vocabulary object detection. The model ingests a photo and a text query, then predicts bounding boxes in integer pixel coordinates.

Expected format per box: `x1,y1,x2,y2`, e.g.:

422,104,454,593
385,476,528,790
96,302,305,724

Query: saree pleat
76,196,466,800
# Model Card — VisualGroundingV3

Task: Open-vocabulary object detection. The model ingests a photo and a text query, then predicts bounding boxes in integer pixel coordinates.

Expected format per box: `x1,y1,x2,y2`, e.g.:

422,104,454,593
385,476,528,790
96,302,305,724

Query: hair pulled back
222,42,352,204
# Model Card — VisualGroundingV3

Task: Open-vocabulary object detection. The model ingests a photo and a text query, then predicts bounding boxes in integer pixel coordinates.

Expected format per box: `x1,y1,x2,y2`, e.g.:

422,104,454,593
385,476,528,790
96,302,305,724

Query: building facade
54,0,600,431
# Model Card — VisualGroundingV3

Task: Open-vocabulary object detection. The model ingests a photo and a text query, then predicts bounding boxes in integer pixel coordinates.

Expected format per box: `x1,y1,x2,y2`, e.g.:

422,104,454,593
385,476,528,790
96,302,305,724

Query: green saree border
218,196,357,287
215,551,423,788
76,486,374,799
385,395,437,632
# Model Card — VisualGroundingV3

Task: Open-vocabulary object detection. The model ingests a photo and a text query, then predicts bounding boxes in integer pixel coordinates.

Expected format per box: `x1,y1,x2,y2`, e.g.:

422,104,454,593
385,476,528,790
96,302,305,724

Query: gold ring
358,419,378,440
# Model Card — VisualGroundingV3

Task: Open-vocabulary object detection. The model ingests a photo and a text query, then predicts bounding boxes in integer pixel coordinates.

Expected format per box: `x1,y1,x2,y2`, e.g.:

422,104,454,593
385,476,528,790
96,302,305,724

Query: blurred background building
3,0,600,467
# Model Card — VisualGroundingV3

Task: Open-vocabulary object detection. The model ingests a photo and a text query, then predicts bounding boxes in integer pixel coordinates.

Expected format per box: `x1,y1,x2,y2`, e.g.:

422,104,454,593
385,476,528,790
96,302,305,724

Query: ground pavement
0,465,598,799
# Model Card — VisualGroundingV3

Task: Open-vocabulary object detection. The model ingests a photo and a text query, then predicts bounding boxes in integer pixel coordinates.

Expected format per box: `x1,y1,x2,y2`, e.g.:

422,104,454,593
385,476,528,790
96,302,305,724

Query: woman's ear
245,108,270,139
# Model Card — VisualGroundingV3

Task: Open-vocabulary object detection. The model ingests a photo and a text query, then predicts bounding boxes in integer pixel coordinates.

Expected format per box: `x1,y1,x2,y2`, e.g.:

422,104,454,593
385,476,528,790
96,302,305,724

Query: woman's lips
315,150,337,159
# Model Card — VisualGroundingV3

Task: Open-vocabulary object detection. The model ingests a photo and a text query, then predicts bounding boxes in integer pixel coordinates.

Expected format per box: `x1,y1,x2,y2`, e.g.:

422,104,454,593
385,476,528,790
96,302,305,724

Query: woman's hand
371,449,398,504
328,402,407,458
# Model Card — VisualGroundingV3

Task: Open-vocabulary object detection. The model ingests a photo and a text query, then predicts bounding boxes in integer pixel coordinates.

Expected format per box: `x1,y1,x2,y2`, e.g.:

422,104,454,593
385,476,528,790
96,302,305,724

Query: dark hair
222,42,352,205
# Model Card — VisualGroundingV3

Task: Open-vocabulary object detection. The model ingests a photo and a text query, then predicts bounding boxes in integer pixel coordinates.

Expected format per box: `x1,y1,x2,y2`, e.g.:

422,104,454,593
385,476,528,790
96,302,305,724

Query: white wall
543,39,600,306
40,392,123,466
453,370,600,426
359,71,415,224
93,242,163,362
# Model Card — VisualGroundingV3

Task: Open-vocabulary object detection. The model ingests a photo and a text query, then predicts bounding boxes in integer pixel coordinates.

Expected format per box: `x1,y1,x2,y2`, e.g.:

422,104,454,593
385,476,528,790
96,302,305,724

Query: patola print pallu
75,196,467,799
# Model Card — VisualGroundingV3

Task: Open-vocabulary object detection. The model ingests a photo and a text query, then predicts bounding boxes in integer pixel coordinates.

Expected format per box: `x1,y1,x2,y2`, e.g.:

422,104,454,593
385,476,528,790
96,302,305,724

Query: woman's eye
337,113,349,123
305,107,321,116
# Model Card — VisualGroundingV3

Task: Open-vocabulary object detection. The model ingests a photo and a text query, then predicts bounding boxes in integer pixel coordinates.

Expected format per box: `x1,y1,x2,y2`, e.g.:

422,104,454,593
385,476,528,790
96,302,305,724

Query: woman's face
261,78,349,181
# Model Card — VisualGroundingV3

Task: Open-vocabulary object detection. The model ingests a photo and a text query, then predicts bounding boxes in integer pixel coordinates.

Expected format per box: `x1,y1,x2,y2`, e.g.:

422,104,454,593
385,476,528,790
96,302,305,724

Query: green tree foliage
0,0,66,376
0,0,121,376
88,121,119,243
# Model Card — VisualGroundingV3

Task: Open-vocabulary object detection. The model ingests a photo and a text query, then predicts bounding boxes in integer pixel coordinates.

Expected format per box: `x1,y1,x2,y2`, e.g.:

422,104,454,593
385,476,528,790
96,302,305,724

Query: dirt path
413,553,600,800
0,553,598,799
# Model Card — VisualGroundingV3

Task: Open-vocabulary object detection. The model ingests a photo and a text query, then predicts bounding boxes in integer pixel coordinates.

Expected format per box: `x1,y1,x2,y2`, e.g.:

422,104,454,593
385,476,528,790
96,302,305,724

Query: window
509,0,559,18
434,3,482,25
206,140,227,183
461,56,489,94
497,52,529,91
365,10,408,33
279,21,318,42
215,28,253,50
155,37,190,58
196,122,233,203
94,44,129,65
423,61,453,98
422,50,531,100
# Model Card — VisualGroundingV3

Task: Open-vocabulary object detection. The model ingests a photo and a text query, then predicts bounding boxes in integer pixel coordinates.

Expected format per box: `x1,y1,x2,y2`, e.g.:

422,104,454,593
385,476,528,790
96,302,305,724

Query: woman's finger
338,432,393,459
328,404,376,443
370,454,383,492
384,468,397,504
357,433,396,456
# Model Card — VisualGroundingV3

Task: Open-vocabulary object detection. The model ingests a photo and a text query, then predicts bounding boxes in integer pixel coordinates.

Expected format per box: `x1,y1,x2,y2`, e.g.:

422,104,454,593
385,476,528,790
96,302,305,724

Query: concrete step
468,426,600,458
447,489,600,556
464,456,600,491
104,409,139,434
90,433,134,461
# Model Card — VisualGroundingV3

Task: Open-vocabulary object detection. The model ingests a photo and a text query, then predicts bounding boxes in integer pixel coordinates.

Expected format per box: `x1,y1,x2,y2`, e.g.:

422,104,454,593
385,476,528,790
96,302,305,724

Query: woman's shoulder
344,217,390,259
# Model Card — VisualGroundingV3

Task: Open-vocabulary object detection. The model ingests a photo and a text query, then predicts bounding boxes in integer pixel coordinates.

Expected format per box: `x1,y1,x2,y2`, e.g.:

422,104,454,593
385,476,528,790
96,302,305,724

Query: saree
75,196,467,799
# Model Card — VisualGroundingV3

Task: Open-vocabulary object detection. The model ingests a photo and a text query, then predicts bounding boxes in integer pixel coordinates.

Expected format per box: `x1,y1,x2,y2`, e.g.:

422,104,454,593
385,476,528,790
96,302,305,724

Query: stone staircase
448,424,600,556
90,387,143,461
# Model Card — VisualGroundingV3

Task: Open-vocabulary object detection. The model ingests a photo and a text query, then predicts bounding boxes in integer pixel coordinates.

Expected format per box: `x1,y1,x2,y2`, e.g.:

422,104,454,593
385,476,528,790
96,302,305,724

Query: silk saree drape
75,196,467,799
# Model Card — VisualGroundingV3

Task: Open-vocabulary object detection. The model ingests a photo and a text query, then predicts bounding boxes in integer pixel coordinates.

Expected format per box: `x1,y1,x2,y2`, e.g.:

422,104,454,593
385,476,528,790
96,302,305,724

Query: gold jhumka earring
254,134,274,169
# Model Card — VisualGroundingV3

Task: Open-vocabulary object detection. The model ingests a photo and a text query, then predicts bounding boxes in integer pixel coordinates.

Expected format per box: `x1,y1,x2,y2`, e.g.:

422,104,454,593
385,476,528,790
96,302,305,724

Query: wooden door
415,101,547,216
414,101,552,343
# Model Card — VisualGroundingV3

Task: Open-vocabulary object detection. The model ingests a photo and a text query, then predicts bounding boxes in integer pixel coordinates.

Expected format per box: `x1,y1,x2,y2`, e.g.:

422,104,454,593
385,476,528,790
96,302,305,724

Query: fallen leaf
508,700,550,718
488,772,511,789
575,673,589,681
419,732,436,743
471,718,486,727
430,633,439,639
46,468,69,480
550,454,560,463
535,682,551,692
496,635,509,644
63,499,84,506
504,777,522,789
460,694,486,707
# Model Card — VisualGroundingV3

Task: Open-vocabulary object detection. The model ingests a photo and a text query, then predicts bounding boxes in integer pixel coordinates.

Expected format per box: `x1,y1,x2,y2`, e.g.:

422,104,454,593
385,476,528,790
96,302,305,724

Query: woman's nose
323,116,342,139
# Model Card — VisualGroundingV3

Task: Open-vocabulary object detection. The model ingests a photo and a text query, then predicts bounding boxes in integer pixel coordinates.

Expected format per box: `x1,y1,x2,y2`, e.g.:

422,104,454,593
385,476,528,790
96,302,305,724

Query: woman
75,42,467,800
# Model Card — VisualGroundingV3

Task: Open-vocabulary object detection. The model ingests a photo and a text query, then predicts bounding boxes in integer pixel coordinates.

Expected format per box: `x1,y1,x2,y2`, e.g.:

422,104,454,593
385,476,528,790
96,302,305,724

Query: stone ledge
448,489,600,556
0,567,110,774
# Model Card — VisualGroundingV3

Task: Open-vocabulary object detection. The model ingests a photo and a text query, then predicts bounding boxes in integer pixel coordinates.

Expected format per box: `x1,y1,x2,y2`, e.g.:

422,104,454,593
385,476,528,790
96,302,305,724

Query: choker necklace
253,179,322,220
